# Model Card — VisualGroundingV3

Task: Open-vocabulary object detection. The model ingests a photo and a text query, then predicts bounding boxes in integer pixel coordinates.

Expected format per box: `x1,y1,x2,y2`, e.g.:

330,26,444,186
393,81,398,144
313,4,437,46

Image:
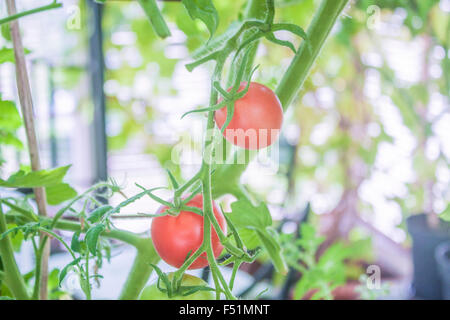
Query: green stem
31,239,44,300
0,201,29,299
118,238,160,300
5,214,144,248
84,251,91,300
205,227,235,300
0,1,62,25
229,260,242,291
171,245,205,290
137,0,171,39
276,0,349,110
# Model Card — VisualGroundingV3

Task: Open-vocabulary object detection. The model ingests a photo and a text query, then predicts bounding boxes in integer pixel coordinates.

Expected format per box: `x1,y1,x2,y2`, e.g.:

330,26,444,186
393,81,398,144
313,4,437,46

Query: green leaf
227,199,287,274
190,21,240,60
0,165,71,188
0,48,15,64
181,0,218,38
0,47,30,64
87,205,113,223
45,183,77,205
70,231,81,253
85,224,105,255
0,130,23,149
256,228,288,274
0,99,22,130
6,224,24,252
59,258,81,286
234,227,260,249
228,199,272,230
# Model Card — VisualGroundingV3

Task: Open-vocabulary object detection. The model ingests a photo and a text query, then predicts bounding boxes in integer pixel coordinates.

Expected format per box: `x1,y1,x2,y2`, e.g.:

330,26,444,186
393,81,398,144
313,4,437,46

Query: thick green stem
31,241,43,300
51,218,142,247
137,0,171,39
0,1,62,25
276,0,349,109
0,202,29,299
118,238,160,300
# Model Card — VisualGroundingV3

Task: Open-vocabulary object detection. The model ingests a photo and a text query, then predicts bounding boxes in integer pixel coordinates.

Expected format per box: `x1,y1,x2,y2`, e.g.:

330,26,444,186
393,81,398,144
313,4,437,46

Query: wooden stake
6,0,49,300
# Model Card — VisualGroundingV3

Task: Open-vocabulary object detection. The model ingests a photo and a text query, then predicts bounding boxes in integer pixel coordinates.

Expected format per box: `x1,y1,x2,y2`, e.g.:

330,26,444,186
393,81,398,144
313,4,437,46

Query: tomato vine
0,0,350,300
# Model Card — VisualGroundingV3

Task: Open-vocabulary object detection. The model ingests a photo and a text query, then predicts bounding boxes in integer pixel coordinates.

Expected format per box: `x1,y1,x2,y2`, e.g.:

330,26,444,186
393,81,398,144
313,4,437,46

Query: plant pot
407,214,450,300
435,241,450,300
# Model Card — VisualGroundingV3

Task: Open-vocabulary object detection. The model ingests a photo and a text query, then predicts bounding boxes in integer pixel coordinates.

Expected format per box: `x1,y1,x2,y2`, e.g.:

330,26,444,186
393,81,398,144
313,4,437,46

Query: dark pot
407,214,450,300
435,241,450,300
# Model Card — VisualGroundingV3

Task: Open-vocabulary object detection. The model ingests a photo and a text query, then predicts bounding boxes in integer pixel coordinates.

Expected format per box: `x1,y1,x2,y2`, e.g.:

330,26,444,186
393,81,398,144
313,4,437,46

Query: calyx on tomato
139,273,215,300
151,194,227,269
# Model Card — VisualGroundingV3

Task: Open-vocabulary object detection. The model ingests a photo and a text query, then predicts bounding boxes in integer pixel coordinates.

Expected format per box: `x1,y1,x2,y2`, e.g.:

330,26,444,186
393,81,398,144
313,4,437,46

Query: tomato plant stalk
276,0,350,109
0,201,29,299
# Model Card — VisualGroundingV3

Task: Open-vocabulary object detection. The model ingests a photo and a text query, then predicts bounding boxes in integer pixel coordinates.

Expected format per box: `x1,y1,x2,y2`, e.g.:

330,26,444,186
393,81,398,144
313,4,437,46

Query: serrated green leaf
228,199,272,229
227,199,287,274
181,0,218,38
0,165,71,188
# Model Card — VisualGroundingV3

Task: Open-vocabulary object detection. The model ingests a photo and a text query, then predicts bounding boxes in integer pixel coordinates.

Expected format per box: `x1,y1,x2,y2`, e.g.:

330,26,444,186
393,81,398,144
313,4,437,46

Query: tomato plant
151,194,226,269
214,82,283,150
0,0,352,301
140,273,214,300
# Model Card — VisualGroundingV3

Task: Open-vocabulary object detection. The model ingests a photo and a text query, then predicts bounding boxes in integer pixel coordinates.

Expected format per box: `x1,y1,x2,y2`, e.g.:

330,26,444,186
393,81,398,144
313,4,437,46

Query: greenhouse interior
0,0,449,303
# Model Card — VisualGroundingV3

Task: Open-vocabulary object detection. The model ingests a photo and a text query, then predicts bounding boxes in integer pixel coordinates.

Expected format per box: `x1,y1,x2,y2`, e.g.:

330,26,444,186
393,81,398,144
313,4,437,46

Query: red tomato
151,194,226,269
214,82,283,149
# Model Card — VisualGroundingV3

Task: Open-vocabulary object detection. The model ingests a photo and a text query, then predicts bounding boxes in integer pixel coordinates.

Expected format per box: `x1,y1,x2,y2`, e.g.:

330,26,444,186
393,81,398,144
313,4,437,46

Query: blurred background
0,0,449,299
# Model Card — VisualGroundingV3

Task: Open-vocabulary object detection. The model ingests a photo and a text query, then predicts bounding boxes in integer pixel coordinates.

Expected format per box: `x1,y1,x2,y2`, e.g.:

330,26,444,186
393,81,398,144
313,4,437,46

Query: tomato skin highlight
214,82,283,150
139,273,215,300
151,194,226,269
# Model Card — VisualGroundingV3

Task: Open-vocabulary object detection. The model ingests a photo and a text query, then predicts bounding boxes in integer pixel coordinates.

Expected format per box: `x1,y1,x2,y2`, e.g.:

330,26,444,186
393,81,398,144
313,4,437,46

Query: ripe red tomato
214,82,283,149
151,194,226,269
